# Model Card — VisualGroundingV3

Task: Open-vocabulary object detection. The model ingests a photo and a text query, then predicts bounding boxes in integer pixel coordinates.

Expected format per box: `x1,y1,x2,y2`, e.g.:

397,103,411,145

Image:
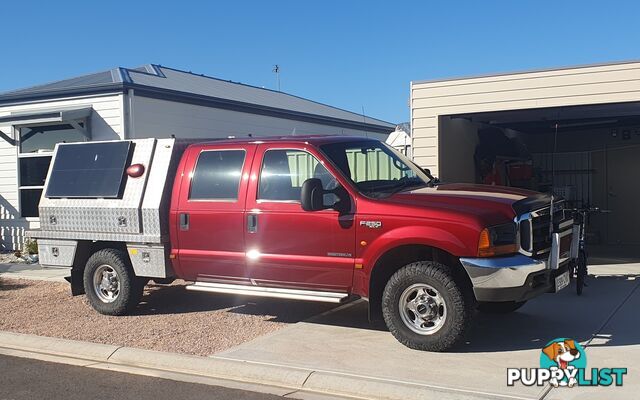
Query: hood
385,183,548,226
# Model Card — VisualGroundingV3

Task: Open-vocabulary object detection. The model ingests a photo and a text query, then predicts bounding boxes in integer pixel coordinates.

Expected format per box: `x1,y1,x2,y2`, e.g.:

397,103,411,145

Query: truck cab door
244,144,356,292
174,144,256,282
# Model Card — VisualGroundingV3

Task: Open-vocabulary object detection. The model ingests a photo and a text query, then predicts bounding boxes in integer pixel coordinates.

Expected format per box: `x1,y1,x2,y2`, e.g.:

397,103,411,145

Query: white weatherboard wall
0,94,123,250
130,96,387,140
411,61,640,176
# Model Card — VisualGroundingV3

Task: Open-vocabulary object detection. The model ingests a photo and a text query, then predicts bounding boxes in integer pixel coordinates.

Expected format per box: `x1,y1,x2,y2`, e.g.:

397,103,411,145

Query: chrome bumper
460,242,570,302
460,254,548,290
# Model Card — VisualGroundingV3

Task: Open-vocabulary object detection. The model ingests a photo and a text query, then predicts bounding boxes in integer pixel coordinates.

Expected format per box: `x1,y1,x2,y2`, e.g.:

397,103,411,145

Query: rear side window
190,150,245,200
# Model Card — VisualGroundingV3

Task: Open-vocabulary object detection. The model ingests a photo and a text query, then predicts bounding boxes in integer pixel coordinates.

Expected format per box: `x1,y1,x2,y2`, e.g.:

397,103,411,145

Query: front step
185,282,349,303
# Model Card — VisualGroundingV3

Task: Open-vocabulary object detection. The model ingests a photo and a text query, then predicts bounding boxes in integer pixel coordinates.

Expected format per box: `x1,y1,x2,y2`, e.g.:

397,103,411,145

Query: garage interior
438,102,640,258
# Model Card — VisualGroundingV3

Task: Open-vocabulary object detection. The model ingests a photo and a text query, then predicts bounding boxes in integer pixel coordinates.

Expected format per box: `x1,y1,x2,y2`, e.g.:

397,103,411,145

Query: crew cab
29,136,573,351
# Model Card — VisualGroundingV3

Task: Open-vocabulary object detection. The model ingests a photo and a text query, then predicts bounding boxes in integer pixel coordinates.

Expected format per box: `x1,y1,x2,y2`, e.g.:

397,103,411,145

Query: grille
518,202,573,258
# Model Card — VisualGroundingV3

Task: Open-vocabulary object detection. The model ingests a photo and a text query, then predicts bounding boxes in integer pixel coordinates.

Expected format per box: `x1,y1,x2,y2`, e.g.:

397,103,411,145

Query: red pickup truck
30,136,573,351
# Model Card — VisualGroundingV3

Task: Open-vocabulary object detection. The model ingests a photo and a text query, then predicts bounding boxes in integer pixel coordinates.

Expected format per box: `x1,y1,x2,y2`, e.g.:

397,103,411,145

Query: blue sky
1,1,639,124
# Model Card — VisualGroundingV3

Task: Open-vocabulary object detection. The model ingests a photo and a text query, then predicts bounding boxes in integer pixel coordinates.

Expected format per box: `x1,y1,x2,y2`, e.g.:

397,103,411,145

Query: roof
411,59,640,86
0,64,395,133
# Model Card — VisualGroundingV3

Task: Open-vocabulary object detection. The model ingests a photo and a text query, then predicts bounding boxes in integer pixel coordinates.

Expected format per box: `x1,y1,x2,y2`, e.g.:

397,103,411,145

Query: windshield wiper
370,178,427,198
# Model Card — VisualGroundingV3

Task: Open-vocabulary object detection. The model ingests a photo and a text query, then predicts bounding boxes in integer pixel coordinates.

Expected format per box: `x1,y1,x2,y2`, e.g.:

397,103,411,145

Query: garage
411,61,640,255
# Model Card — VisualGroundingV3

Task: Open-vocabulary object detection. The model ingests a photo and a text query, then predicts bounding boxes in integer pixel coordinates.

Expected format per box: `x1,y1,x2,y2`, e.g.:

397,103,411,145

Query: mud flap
67,268,85,296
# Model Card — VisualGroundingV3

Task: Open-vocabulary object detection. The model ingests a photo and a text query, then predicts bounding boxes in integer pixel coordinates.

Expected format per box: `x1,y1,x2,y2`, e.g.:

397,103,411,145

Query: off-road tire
478,301,527,314
83,248,144,316
382,261,473,352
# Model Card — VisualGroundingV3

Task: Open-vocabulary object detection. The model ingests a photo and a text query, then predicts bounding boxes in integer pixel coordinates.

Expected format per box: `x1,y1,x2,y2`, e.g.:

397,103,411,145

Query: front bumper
460,254,570,303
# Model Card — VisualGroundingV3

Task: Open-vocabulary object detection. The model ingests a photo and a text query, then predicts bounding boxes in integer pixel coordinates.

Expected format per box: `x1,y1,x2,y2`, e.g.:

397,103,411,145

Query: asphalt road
0,354,281,400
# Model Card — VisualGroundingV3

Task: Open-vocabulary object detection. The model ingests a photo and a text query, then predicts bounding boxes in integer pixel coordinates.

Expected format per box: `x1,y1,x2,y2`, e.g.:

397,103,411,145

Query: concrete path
0,263,67,282
217,262,640,400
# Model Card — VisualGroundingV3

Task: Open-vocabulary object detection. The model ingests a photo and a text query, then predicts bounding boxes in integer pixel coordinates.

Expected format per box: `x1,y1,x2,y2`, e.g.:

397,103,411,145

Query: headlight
477,222,518,257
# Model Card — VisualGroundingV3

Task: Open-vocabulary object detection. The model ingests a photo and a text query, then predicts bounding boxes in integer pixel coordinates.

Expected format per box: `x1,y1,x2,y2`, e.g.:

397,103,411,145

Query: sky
1,0,639,124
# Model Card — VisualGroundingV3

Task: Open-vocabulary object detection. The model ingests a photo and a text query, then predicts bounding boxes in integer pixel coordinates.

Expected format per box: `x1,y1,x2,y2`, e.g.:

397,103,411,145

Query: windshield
320,140,431,198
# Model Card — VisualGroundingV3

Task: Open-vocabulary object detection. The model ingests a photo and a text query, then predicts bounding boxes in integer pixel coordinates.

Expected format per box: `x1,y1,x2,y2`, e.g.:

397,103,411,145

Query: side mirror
423,168,431,176
301,178,326,211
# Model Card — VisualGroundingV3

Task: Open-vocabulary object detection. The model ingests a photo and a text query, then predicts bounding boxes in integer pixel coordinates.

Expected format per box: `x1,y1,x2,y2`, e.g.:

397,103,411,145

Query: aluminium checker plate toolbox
27,138,195,244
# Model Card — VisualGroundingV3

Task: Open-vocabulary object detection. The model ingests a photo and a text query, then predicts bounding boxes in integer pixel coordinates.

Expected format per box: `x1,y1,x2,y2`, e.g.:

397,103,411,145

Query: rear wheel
382,261,473,352
478,301,527,314
83,249,144,315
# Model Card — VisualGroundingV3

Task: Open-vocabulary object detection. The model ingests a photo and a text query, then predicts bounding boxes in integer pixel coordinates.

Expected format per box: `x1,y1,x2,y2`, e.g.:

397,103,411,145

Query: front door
175,144,256,282
244,145,356,292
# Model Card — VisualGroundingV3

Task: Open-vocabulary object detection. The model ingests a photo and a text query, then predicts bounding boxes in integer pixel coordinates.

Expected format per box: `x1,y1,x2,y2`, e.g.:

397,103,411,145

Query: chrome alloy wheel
93,264,120,303
398,283,446,335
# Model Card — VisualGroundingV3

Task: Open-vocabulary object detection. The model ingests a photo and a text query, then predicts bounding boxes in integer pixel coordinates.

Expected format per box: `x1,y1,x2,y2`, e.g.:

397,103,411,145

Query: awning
0,106,92,145
0,106,92,126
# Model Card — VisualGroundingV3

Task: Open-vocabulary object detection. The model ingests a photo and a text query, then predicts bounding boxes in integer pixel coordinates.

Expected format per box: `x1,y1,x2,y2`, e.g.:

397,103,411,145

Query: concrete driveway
216,260,640,400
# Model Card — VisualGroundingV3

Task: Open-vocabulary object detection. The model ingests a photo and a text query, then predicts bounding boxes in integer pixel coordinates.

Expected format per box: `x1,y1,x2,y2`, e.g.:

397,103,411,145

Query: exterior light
126,164,145,178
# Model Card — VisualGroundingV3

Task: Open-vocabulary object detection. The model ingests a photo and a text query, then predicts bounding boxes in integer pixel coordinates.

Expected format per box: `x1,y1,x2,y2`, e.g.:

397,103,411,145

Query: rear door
175,144,256,282
244,144,356,292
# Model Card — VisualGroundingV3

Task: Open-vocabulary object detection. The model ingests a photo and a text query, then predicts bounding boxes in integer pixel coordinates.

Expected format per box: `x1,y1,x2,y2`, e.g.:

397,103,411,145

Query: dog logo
541,339,585,387
508,337,626,387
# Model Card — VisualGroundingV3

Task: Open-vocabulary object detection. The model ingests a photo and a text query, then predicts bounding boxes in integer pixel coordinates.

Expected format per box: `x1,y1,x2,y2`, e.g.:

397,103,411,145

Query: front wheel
83,249,145,315
382,261,473,352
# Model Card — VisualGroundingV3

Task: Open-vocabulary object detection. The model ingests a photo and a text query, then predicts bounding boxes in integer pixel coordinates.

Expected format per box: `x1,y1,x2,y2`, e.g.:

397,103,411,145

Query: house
0,64,394,250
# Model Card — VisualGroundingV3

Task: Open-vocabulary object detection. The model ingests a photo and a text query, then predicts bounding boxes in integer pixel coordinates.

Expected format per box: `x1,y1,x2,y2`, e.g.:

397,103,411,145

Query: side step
185,282,349,303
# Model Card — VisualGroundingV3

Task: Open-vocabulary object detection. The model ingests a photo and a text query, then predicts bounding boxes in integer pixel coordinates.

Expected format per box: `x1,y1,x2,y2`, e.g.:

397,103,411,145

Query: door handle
179,213,189,231
247,214,258,233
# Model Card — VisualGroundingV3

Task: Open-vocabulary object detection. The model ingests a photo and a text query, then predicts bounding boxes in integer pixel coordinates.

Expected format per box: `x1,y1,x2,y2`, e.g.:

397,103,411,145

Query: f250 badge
360,220,382,229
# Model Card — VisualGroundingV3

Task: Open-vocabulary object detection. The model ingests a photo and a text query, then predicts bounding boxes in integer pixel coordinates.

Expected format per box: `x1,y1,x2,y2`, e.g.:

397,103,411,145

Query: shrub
24,239,38,255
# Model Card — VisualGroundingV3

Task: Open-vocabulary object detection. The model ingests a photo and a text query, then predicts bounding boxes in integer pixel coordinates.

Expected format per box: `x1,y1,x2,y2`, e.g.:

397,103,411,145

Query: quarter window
190,150,245,200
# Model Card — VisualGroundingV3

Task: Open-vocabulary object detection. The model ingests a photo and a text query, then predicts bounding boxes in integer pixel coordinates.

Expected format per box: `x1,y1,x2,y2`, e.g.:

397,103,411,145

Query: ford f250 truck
29,136,573,351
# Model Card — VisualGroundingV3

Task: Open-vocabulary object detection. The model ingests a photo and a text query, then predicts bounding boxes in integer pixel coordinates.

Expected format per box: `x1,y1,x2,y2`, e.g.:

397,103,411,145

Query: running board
185,282,349,303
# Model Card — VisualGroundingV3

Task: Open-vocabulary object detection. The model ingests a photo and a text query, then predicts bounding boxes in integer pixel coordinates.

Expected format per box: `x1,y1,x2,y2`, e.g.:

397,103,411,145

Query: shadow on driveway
300,274,640,353
133,283,336,323
0,276,29,293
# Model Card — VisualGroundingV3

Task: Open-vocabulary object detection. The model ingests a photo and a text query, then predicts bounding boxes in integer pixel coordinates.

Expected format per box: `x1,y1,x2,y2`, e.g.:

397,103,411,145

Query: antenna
272,64,281,91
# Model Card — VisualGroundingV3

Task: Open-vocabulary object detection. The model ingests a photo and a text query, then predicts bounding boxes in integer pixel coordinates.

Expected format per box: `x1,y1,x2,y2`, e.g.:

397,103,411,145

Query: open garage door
439,102,640,255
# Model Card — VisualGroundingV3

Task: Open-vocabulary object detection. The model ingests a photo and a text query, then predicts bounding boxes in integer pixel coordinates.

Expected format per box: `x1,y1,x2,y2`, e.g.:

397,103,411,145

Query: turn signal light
477,225,519,257
478,228,491,252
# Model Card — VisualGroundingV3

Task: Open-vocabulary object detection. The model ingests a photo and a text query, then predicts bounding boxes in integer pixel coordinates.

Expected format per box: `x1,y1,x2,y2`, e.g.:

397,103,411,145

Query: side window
258,149,337,201
190,150,245,200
